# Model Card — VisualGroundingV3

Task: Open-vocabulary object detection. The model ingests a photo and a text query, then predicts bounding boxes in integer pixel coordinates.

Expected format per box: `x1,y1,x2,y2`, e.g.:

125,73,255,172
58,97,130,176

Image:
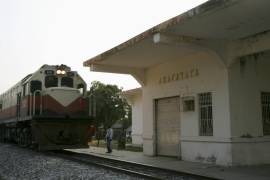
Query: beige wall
142,51,232,165
229,54,270,137
132,48,270,165
228,52,270,165
131,93,143,146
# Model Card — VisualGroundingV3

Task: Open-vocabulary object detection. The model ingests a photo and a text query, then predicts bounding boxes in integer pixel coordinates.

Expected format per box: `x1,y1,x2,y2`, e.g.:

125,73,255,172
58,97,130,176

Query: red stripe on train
0,95,88,121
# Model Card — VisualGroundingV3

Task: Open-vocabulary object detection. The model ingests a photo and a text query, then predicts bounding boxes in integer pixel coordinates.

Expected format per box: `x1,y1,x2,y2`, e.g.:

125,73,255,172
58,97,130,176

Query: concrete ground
69,147,270,180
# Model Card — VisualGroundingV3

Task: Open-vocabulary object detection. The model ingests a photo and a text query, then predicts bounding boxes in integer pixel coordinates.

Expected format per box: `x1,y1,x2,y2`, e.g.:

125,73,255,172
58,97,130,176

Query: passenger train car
0,64,91,150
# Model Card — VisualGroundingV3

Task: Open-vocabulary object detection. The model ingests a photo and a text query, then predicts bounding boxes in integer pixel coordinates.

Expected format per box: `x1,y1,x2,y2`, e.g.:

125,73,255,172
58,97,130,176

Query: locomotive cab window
30,81,42,93
77,83,85,94
23,83,27,97
45,75,58,88
61,77,73,88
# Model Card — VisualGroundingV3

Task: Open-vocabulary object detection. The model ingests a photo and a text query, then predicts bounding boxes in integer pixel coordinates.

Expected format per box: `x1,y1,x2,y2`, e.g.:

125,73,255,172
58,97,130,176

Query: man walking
105,126,113,153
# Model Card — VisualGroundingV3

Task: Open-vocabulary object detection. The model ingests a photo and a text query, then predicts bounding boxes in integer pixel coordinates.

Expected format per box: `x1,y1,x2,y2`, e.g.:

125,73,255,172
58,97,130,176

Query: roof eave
83,0,232,67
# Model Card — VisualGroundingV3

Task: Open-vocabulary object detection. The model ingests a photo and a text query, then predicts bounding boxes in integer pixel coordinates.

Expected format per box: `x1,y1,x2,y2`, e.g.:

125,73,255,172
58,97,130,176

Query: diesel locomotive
0,64,91,150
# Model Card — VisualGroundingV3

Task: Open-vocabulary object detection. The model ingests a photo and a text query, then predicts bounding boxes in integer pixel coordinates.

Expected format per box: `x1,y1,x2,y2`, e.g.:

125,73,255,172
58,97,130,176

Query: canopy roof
83,0,270,85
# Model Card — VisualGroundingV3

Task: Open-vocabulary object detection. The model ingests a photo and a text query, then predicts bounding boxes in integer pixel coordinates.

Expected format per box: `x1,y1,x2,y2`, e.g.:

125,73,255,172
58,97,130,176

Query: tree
88,81,131,137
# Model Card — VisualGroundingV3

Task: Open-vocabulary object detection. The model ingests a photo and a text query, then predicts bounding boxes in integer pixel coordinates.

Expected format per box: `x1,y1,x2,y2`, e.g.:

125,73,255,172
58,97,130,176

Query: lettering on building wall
158,68,199,84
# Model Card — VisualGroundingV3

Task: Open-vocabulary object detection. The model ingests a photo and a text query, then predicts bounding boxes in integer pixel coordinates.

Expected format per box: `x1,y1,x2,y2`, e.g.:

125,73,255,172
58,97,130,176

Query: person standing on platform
105,125,113,153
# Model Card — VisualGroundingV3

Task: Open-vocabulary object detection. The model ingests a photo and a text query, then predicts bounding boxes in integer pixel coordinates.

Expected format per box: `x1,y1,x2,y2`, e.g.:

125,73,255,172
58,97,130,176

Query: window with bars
199,92,213,136
261,92,270,135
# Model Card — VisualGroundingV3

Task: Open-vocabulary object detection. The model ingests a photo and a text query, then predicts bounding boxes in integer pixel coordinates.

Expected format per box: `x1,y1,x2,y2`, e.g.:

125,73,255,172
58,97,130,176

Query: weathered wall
181,141,232,165
131,93,143,146
142,51,232,165
229,53,270,137
228,51,270,165
231,138,270,165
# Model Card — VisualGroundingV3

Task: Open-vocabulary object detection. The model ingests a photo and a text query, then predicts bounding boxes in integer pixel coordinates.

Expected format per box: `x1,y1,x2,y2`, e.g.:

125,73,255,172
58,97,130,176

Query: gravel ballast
0,143,142,180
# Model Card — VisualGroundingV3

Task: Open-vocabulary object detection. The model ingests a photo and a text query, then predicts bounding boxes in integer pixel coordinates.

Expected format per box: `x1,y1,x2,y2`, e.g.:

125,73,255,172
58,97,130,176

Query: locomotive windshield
61,77,73,88
45,75,58,88
30,81,42,93
77,83,85,94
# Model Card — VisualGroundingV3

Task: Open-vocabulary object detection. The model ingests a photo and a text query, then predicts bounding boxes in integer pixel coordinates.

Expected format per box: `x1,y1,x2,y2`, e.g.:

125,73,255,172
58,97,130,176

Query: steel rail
47,150,162,180
48,150,220,180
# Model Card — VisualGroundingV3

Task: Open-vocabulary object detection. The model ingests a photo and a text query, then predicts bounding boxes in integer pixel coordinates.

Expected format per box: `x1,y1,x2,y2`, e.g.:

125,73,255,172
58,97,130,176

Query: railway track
48,150,220,180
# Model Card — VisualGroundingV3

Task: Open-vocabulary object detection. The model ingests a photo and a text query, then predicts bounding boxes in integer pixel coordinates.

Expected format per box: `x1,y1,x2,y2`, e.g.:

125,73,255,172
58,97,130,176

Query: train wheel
3,128,7,142
0,127,3,142
18,131,21,146
18,129,25,147
22,129,27,147
25,128,31,147
15,128,20,144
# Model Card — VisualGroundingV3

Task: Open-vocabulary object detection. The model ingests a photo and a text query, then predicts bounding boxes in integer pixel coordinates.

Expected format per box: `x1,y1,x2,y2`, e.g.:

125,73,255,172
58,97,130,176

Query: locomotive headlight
56,69,67,75
56,70,66,75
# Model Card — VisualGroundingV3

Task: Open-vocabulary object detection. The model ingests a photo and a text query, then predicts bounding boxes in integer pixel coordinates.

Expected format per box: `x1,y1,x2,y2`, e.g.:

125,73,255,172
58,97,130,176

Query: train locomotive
0,64,91,150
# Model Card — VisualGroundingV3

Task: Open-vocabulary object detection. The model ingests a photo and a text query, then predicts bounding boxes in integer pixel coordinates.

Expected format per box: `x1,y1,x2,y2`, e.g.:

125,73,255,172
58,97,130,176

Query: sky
0,0,208,93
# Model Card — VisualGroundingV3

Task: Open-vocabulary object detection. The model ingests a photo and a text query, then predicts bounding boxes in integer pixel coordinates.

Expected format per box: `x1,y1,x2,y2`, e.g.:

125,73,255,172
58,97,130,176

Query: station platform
69,146,270,180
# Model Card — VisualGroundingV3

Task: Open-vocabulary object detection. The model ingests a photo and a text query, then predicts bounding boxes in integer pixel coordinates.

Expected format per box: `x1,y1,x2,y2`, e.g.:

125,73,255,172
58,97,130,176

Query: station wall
131,93,143,146
141,51,232,165
228,52,270,165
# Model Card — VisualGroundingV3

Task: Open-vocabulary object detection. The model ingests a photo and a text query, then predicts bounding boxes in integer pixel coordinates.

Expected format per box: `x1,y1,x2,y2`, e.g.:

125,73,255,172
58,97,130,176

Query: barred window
199,92,213,136
261,92,270,135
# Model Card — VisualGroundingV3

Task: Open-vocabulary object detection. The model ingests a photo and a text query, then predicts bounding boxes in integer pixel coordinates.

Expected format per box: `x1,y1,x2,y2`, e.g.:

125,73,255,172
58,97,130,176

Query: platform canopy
120,88,142,104
84,0,270,85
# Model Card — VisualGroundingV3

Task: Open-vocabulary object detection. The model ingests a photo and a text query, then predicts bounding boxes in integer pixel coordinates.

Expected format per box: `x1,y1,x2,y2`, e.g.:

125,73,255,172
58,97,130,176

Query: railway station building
84,0,270,166
121,88,143,147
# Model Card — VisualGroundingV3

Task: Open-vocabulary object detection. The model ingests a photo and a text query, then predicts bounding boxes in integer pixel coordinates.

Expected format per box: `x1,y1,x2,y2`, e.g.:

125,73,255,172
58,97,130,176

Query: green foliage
88,81,131,131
